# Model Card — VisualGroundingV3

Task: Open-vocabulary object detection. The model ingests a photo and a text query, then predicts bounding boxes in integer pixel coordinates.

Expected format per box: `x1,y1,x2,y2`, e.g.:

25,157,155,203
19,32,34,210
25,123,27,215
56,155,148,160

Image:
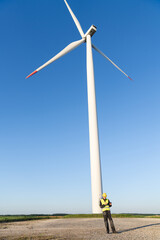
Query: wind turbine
26,0,132,213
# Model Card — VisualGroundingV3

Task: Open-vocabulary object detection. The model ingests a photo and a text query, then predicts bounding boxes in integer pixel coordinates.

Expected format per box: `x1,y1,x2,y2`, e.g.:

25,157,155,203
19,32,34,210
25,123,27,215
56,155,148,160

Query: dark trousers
103,210,116,233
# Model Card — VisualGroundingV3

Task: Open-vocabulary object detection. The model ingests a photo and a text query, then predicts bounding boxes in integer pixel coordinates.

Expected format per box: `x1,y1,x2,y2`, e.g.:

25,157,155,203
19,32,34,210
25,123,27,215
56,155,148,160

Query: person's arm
100,200,106,208
108,199,112,207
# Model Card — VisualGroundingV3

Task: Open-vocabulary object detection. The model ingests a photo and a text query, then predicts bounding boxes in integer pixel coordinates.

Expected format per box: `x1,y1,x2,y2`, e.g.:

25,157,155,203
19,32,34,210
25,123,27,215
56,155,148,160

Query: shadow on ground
118,223,160,233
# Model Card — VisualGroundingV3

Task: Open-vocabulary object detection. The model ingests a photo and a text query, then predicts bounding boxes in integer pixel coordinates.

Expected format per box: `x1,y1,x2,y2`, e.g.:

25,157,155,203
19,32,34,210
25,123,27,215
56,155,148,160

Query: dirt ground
0,217,160,240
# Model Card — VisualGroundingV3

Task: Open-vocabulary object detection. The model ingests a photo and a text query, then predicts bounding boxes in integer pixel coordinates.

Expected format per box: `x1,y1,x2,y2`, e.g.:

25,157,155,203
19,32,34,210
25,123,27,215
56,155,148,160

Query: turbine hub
84,25,97,38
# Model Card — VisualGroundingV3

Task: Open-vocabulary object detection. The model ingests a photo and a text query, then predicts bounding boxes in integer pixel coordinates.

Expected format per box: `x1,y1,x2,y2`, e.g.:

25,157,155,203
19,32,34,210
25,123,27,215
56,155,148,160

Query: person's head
102,193,107,199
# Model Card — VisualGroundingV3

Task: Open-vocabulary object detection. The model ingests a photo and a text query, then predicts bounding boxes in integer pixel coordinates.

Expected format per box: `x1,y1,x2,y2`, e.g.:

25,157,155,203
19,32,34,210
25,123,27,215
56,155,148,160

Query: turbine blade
92,44,133,80
64,0,84,38
26,70,38,79
26,38,85,79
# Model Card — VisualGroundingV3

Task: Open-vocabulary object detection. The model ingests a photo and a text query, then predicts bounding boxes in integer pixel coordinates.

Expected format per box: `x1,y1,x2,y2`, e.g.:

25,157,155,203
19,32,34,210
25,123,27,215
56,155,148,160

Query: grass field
0,215,62,223
64,214,160,219
0,214,160,223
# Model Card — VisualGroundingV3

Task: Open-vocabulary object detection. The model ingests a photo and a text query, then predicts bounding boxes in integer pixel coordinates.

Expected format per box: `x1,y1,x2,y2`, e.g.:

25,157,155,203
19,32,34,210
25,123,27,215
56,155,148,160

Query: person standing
100,193,117,234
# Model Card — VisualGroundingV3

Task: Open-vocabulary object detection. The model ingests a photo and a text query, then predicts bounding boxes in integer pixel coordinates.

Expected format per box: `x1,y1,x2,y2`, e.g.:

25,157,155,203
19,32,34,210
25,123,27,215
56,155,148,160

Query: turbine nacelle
84,25,97,38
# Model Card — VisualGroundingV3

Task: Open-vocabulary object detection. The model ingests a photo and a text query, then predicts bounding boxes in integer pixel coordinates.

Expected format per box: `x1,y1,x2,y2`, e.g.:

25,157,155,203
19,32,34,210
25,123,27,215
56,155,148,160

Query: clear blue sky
0,0,160,214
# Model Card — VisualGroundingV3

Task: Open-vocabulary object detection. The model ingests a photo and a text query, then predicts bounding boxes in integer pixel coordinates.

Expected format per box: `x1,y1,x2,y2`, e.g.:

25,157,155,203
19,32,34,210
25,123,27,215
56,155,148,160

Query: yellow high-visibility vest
101,198,110,211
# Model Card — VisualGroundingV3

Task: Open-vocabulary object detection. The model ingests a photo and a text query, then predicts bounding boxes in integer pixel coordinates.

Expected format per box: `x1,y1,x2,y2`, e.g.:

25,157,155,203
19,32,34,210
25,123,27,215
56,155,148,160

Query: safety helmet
102,193,107,198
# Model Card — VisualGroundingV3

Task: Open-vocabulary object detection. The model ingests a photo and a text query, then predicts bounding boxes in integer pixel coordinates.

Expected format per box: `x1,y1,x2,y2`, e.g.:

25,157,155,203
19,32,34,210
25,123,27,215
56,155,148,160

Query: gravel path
0,217,160,240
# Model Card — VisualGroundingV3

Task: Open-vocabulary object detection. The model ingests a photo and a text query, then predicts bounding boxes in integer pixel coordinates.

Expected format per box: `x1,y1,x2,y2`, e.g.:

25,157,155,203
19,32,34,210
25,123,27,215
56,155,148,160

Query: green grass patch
0,214,65,223
112,214,160,218
63,213,160,219
0,213,159,223
63,214,102,218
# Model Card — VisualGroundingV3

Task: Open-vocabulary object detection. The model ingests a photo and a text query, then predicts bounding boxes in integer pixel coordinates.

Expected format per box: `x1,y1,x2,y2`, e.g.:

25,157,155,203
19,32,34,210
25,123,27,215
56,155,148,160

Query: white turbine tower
26,0,132,213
